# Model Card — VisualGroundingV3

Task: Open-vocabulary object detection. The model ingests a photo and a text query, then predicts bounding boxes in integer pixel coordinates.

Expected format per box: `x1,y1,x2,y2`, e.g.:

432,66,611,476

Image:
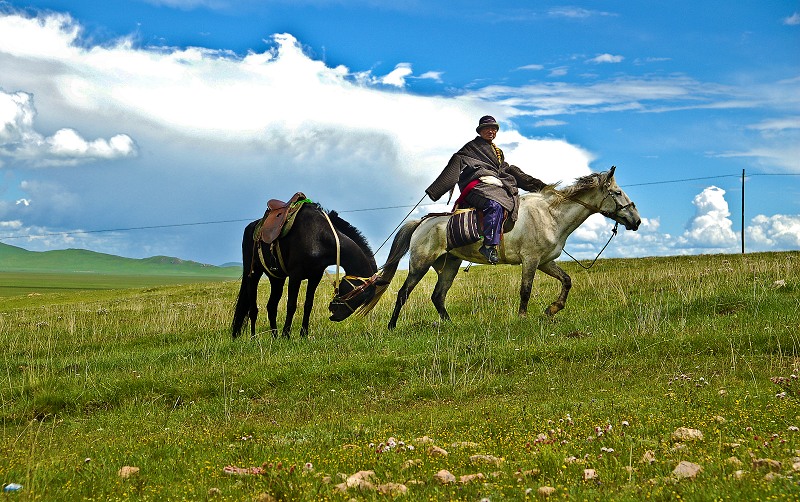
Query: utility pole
741,169,745,254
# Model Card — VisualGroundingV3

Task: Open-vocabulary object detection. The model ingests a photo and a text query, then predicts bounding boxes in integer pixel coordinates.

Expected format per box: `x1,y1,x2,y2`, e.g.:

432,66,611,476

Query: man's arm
507,164,546,192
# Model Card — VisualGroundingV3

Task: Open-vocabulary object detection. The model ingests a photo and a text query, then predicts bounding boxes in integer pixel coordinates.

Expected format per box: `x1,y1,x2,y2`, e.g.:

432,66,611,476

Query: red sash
453,179,480,209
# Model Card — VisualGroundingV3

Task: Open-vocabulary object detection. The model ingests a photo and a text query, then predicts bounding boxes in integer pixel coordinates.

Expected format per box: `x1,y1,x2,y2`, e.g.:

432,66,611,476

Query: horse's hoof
518,310,528,318
545,304,561,317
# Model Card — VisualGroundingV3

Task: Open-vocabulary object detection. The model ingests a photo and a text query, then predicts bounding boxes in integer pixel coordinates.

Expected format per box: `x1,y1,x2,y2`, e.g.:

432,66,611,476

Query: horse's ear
602,166,616,186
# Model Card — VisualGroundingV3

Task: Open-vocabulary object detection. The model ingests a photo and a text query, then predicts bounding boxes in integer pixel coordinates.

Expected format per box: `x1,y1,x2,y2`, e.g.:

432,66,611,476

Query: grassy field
1,251,798,500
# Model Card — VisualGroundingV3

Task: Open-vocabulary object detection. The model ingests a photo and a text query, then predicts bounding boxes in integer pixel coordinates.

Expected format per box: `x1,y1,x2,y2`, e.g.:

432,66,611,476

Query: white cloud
783,12,800,26
680,186,738,248
747,117,800,131
747,214,800,249
533,119,567,127
380,63,414,87
587,53,624,64
418,71,443,82
518,64,544,71
0,89,137,166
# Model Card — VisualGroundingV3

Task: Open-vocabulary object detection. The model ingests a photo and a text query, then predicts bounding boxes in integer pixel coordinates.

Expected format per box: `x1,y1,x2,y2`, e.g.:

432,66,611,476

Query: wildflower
621,420,630,427
303,462,314,472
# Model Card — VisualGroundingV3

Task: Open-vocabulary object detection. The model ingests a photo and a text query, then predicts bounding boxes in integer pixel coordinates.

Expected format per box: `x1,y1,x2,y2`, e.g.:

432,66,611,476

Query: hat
476,115,500,133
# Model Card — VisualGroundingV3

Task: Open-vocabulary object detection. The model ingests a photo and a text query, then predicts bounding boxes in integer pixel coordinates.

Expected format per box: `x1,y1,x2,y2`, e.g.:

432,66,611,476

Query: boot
479,245,499,265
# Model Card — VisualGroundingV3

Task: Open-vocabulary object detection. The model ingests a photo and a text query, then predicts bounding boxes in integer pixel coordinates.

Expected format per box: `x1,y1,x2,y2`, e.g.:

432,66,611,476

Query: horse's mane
539,172,602,208
325,210,376,265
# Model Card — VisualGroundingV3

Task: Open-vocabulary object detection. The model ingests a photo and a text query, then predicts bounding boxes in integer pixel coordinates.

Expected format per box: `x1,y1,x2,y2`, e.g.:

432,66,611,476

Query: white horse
364,166,641,329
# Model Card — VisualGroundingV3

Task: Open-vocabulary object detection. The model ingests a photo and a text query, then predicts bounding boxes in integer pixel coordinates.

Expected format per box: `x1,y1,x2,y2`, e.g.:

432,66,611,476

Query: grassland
1,251,798,500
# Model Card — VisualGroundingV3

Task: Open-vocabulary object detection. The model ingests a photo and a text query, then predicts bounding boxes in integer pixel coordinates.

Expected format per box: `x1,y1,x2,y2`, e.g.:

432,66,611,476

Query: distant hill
0,242,240,278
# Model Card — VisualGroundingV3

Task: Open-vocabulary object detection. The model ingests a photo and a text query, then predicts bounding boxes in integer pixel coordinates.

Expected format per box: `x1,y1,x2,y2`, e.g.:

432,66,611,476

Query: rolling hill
0,242,240,278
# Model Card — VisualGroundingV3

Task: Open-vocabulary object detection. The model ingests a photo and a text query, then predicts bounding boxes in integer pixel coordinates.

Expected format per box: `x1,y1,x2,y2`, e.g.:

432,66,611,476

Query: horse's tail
231,220,258,338
356,219,423,315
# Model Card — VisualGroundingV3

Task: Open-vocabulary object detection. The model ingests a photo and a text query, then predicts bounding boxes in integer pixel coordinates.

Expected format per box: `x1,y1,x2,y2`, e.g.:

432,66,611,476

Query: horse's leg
282,276,302,339
388,256,437,330
266,276,285,338
538,261,572,317
518,258,541,317
247,273,261,339
299,273,322,338
431,254,462,322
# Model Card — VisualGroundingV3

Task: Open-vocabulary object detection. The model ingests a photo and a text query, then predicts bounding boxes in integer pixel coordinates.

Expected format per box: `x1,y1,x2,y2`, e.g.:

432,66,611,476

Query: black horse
231,203,379,339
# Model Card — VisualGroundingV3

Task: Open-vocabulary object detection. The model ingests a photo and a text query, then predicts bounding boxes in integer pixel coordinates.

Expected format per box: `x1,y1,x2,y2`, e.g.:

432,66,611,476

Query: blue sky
0,0,798,266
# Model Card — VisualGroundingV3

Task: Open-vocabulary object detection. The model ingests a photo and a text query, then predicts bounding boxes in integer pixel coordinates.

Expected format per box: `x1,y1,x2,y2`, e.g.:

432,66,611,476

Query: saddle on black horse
252,192,311,274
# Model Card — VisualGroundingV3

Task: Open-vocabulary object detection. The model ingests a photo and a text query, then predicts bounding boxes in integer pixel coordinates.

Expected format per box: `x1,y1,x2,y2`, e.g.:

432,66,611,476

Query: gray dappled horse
364,167,641,329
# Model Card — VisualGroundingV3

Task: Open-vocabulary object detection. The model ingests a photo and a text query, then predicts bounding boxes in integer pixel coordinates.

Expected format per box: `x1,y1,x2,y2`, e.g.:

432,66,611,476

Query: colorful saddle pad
446,208,482,250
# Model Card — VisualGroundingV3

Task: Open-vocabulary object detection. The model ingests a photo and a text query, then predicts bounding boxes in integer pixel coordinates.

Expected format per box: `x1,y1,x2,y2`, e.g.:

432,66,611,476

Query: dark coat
425,136,545,221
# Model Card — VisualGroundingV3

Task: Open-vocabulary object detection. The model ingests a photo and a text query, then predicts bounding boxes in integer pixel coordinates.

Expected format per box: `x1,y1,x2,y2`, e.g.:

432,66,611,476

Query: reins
561,221,619,270
320,209,341,293
372,193,427,257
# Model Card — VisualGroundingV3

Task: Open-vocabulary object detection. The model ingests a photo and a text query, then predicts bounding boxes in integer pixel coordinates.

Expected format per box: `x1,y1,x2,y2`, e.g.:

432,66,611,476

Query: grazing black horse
231,203,379,339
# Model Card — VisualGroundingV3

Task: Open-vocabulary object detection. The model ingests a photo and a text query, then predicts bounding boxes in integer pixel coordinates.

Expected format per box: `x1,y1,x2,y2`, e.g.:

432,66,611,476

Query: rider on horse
425,115,546,264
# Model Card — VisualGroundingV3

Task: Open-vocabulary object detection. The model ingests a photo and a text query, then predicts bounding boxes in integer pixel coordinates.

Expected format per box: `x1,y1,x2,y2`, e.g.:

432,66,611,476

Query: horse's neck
525,191,599,237
338,236,376,276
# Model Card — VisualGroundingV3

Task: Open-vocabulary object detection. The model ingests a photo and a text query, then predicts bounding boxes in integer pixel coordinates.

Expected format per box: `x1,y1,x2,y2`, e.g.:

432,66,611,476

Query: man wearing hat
425,115,546,264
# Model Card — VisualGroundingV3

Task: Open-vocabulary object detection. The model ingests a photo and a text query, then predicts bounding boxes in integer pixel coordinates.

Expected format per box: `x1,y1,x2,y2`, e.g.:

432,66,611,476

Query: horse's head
598,166,641,231
328,274,384,322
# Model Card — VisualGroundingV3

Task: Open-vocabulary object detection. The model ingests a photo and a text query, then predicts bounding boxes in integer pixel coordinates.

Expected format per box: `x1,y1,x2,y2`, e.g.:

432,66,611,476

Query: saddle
257,192,309,245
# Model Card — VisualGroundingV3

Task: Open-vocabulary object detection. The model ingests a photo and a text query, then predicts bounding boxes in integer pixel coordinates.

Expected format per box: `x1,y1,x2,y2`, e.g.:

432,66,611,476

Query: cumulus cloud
680,186,738,248
0,89,136,166
747,214,800,249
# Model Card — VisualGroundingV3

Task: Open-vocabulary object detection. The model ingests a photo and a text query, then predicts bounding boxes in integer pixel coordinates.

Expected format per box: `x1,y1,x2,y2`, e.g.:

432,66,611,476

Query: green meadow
1,251,798,500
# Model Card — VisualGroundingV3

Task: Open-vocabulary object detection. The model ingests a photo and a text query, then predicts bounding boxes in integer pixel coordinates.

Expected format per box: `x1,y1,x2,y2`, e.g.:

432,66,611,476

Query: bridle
330,273,380,313
560,177,636,270
566,181,636,222
598,188,636,220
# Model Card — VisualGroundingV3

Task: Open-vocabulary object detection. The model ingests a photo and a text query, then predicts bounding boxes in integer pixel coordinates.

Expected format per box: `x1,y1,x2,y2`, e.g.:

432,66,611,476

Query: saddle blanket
446,208,482,251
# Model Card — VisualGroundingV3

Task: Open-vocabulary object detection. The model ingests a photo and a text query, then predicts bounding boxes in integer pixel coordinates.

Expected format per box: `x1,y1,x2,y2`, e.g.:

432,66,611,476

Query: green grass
1,252,798,500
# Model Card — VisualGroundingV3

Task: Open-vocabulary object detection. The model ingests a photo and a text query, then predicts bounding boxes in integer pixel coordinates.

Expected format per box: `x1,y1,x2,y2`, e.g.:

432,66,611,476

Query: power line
1,172,797,242
620,174,740,187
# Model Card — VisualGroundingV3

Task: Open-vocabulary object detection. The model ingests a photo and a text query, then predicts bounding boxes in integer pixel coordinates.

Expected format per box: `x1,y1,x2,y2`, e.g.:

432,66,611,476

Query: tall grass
1,252,798,500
